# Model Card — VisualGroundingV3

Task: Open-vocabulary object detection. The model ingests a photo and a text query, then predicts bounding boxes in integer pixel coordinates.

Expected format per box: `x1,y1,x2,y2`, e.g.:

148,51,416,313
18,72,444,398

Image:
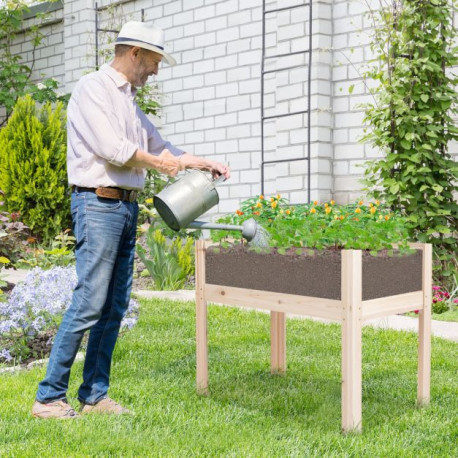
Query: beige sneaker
32,400,80,419
80,397,132,415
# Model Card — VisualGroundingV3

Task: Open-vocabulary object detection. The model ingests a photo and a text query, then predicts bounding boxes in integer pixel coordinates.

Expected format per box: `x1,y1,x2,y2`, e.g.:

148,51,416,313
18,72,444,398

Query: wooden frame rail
195,241,432,433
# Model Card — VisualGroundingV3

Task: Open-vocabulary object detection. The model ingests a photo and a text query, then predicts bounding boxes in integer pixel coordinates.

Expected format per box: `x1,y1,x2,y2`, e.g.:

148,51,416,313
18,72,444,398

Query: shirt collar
100,63,137,96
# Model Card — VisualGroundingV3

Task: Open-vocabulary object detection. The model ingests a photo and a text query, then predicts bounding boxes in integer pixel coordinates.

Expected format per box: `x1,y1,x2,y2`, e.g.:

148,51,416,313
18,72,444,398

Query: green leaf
420,94,429,103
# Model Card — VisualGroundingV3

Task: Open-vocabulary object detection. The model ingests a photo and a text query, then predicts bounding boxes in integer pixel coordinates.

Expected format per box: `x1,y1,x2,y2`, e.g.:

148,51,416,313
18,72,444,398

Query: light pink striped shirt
67,63,183,190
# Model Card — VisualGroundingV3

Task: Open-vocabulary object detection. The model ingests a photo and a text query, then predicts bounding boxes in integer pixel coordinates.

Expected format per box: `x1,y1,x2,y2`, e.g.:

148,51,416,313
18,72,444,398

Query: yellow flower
355,207,361,214
325,207,331,215
376,200,380,206
270,197,275,202
330,200,335,205
370,207,376,214
145,198,153,204
280,209,284,214
310,208,316,214
259,194,264,200
324,202,329,208
379,215,383,220
385,215,390,221
256,202,262,208
276,193,281,199
358,200,364,206
271,201,278,209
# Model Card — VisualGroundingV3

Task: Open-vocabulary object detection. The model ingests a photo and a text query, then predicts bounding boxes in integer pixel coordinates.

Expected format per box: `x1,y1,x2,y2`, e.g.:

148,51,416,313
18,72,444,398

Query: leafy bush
0,95,70,243
137,227,194,291
361,0,458,290
17,229,75,269
0,266,139,366
212,194,412,254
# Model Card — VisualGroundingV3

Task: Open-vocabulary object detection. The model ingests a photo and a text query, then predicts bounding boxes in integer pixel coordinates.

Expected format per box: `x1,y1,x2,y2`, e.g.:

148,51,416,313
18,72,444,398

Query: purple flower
0,348,12,362
1,266,138,363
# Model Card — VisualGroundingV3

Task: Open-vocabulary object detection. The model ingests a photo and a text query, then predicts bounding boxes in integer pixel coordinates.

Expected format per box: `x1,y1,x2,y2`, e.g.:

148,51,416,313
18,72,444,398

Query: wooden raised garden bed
195,240,432,433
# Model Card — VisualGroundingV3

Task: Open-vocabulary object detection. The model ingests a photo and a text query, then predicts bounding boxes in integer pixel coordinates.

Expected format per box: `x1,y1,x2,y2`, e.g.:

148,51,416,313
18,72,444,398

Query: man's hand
157,149,185,176
125,148,183,177
179,153,231,180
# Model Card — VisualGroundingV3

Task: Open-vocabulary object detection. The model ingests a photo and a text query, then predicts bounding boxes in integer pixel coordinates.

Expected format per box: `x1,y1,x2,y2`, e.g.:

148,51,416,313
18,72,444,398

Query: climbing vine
361,0,458,287
0,0,67,127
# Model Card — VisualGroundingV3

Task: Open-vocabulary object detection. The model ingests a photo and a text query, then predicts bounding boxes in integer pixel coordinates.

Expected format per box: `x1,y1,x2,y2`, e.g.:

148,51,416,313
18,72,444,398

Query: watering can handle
213,174,226,186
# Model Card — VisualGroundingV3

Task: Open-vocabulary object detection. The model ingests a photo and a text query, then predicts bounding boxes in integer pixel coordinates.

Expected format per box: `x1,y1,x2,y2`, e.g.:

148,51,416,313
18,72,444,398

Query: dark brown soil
205,245,423,301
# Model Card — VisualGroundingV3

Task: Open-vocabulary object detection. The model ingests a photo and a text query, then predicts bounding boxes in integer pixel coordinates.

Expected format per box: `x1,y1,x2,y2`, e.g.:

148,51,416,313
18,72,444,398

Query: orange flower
27,237,37,243
271,201,277,209
358,200,364,206
253,211,260,216
325,207,331,215
339,215,345,220
313,200,318,206
285,209,291,215
370,207,376,214
310,208,316,214
259,194,264,200
353,217,359,221
236,210,244,215
276,193,281,200
355,207,361,214
268,218,272,222
384,215,390,221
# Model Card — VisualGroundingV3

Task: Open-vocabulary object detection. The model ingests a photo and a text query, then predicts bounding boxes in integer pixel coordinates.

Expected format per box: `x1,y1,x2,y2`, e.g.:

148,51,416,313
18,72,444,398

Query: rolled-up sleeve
69,78,138,167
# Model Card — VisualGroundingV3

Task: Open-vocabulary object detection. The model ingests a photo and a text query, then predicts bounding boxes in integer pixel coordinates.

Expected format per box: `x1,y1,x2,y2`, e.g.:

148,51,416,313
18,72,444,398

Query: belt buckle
129,191,137,202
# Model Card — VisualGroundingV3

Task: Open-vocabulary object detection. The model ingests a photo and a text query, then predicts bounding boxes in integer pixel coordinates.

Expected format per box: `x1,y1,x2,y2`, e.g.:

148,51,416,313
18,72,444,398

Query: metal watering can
153,170,268,245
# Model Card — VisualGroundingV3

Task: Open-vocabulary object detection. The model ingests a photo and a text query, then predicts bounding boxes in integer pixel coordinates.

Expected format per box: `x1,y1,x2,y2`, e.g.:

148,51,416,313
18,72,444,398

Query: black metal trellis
260,1,312,203
95,2,145,70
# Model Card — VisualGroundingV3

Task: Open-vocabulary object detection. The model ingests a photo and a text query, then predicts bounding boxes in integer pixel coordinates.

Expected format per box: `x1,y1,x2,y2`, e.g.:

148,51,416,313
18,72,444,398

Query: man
32,21,230,419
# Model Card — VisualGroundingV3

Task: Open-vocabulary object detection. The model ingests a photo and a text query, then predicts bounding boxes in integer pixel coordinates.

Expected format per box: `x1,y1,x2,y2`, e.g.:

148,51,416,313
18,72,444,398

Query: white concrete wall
3,0,457,212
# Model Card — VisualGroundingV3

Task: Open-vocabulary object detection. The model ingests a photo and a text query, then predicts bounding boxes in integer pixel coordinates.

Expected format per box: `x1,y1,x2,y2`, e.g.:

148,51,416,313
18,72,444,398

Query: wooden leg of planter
271,311,286,374
341,250,363,433
418,243,432,406
195,240,209,396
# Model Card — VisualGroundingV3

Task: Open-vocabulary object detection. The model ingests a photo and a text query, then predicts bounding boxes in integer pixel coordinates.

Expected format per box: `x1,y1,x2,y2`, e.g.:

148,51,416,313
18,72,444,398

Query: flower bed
0,266,138,366
212,196,412,252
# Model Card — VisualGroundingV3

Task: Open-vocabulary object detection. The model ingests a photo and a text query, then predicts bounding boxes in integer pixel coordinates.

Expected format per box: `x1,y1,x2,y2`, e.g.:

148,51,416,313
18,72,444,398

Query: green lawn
0,298,457,457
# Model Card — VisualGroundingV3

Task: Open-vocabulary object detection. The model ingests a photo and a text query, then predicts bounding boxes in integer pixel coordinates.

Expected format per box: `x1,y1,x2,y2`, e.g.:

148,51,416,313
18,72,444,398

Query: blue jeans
36,190,138,404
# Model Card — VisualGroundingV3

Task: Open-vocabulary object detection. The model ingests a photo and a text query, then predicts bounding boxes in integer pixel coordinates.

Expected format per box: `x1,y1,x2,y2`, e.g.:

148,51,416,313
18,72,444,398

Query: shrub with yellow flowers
213,195,412,254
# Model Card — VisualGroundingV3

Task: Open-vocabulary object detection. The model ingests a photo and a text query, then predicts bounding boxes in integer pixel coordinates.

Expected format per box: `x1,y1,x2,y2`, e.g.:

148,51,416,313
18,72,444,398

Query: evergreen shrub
0,95,70,243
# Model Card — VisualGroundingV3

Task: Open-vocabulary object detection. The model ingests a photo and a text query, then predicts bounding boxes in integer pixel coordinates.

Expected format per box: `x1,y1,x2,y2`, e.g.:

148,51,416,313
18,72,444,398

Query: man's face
132,49,163,87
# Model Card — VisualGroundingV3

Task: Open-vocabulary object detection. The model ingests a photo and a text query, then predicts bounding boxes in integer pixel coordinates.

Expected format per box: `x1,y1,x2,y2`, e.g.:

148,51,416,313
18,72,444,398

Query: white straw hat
115,21,176,66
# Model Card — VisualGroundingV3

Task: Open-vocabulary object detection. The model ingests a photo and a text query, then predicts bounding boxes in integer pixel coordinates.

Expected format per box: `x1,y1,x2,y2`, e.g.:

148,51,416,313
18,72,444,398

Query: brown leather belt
72,186,138,202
